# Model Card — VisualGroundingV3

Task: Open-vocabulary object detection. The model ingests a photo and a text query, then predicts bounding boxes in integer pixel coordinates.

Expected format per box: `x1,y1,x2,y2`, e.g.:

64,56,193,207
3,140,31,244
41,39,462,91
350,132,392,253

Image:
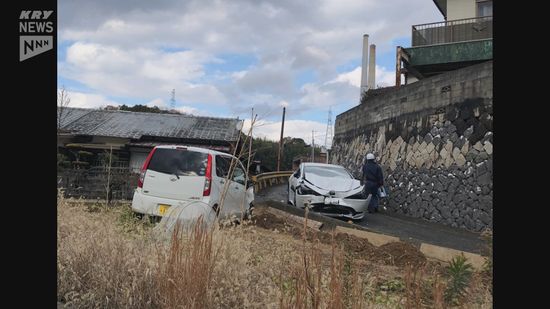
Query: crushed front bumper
295,194,370,220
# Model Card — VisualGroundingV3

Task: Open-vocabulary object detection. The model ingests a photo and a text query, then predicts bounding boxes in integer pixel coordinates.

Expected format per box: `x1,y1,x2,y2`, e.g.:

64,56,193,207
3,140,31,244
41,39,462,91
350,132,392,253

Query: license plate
158,204,171,215
325,197,340,205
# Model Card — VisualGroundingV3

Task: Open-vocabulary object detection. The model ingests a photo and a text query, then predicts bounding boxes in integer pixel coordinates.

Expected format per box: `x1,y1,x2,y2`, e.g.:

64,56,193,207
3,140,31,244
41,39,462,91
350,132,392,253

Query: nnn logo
19,10,54,62
20,36,52,61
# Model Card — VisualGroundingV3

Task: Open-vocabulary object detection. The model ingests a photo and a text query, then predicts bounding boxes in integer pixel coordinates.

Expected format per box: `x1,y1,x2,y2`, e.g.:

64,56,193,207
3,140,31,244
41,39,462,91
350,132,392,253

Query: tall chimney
368,44,376,90
360,34,369,96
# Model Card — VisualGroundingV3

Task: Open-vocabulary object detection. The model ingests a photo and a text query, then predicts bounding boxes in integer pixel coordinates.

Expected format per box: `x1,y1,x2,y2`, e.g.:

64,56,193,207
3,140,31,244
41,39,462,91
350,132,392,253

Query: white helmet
366,153,375,160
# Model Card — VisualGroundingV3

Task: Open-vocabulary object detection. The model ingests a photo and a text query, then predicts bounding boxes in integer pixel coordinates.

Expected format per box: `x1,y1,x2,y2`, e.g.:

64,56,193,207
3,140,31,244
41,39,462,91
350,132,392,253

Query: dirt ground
252,208,427,269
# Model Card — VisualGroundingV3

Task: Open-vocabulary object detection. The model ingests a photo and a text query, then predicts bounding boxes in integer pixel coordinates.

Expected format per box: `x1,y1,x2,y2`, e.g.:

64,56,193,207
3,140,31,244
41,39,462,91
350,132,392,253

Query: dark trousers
365,182,379,212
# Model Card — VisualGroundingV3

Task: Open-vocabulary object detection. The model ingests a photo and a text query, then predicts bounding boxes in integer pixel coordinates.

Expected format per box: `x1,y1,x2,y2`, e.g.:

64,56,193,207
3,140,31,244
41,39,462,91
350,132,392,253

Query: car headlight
297,186,320,196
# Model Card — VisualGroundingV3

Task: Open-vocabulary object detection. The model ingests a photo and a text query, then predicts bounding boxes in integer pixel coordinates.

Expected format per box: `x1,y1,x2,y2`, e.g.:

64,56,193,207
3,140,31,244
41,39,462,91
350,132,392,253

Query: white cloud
61,42,226,105
59,0,441,70
145,98,208,115
234,66,295,95
298,77,359,109
145,98,167,108
63,90,118,109
176,106,203,115
329,65,398,89
374,65,396,87
58,0,442,127
331,66,362,88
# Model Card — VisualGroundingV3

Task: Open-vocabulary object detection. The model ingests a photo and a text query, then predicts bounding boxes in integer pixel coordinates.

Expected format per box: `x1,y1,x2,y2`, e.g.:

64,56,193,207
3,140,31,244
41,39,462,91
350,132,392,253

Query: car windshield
304,165,352,179
147,148,207,176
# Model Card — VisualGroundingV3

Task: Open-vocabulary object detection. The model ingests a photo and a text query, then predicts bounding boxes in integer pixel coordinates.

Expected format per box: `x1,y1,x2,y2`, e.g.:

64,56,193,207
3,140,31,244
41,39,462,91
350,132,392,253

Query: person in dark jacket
361,153,384,213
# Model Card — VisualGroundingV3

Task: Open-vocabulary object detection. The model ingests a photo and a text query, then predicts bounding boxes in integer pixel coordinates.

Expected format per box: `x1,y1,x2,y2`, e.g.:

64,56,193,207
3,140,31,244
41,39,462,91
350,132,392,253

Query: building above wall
396,0,492,84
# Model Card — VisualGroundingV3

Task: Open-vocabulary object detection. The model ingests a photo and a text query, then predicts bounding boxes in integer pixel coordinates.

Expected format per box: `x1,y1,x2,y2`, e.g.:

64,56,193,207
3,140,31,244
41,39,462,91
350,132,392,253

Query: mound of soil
251,209,427,268
370,242,427,268
333,233,377,255
252,212,290,231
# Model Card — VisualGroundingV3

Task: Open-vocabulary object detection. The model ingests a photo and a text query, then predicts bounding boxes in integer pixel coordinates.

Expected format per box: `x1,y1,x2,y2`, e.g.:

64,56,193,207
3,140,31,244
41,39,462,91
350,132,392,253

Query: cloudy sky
58,0,441,145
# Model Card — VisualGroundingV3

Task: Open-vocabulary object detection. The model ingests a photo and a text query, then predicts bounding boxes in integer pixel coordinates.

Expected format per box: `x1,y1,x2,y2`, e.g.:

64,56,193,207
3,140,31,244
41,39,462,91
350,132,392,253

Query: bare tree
57,87,72,160
57,87,72,133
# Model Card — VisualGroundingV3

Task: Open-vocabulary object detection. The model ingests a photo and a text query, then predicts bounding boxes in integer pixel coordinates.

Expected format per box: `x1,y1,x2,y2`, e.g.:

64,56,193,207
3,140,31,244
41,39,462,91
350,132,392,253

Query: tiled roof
59,107,241,142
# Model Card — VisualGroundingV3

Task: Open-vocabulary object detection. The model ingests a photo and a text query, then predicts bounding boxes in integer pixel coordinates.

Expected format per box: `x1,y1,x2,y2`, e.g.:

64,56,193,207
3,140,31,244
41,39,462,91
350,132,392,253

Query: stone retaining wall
332,62,492,232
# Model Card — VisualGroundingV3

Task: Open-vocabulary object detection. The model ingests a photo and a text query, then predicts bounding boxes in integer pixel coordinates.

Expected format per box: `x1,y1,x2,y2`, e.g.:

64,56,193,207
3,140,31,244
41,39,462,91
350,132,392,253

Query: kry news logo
19,10,54,61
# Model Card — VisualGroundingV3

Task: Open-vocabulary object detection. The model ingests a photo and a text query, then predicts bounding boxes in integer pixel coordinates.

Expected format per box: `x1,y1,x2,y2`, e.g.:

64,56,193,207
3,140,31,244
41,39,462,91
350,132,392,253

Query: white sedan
288,162,371,220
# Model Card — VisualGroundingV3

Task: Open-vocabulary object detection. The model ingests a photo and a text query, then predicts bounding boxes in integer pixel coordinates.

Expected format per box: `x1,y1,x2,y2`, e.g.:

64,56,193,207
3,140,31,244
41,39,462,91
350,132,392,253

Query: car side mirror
246,179,254,188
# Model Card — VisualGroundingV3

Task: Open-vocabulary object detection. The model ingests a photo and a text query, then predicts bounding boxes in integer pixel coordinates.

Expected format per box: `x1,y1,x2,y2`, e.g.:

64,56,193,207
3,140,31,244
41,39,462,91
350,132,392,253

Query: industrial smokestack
360,34,369,96
368,44,376,90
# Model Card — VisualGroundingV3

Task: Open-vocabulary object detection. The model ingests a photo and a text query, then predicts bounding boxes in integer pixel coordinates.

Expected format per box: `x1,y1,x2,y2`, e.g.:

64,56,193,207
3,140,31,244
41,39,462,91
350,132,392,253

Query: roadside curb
264,207,323,230
419,243,486,270
334,226,400,247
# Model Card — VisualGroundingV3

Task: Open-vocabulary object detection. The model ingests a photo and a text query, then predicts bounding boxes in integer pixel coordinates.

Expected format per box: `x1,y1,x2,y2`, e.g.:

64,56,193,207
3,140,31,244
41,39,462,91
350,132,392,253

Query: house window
477,0,493,17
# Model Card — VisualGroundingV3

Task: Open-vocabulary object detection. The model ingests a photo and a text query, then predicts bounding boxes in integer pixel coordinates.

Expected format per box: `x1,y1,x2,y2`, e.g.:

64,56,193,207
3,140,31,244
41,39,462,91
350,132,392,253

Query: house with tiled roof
57,107,242,172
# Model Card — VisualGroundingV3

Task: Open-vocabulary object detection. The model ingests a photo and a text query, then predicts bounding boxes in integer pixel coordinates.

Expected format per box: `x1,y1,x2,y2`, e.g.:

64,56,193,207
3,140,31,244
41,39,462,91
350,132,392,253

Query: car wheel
134,212,144,220
287,185,293,205
212,204,220,217
244,203,254,220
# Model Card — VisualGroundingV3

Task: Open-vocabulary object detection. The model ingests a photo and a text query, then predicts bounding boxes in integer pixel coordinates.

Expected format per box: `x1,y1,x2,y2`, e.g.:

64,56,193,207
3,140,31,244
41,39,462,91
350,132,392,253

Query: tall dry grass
156,219,217,308
278,209,367,309
58,194,158,308
58,193,492,308
58,194,217,308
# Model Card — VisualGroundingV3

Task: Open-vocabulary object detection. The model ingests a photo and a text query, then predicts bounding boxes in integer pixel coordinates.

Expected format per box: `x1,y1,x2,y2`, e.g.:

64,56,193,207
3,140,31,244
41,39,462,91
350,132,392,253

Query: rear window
148,148,207,176
305,166,352,179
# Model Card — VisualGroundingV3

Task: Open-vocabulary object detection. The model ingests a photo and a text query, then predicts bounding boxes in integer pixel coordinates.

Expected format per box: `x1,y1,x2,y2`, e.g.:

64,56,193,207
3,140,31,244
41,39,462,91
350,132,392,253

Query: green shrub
445,253,473,305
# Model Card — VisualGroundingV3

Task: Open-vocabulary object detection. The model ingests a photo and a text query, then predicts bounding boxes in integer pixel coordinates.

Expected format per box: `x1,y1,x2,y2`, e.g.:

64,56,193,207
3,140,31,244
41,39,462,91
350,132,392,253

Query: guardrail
251,171,293,193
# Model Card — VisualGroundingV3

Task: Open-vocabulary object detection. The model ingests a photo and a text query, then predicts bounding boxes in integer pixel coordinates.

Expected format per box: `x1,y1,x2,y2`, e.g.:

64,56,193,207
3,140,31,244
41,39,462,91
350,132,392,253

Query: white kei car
131,145,253,220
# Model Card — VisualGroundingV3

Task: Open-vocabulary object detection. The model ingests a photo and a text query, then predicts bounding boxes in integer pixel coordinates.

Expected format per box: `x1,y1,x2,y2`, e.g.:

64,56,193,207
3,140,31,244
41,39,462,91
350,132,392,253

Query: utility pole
276,107,286,171
311,130,315,162
246,108,254,175
324,107,333,164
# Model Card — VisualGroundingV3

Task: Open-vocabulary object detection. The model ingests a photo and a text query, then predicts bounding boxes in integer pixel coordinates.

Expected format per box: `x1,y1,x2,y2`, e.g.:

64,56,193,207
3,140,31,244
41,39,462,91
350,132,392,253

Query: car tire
244,203,254,220
134,212,144,220
287,186,293,205
212,204,220,216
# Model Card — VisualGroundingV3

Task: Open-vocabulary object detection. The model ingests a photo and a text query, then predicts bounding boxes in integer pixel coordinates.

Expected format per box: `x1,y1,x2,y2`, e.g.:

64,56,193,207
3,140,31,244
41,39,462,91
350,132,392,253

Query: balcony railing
412,16,492,47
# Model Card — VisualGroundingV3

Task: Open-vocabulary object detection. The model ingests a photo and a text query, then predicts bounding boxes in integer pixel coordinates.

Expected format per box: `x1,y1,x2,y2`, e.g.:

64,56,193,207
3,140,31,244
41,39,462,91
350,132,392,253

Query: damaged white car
288,163,371,220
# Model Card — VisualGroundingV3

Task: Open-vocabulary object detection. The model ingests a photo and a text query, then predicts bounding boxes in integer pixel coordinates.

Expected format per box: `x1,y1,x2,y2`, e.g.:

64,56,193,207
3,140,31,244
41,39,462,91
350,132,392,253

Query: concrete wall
447,0,476,20
332,61,492,232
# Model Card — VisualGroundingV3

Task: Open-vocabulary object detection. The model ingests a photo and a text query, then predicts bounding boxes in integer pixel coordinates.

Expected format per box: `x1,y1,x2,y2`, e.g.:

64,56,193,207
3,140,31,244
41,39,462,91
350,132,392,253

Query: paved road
255,184,487,254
